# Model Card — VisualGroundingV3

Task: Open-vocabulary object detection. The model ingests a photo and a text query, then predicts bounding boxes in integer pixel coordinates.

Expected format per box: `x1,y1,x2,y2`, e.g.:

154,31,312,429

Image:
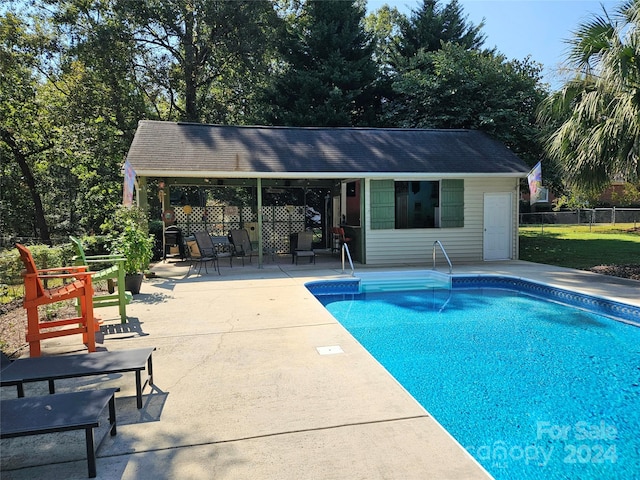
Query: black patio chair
228,229,259,266
192,231,220,274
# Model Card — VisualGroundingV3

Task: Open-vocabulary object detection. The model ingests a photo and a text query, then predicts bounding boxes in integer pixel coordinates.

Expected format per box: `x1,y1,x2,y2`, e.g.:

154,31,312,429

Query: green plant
1,244,73,290
551,191,591,211
611,182,640,207
106,206,154,275
0,248,25,285
78,235,111,256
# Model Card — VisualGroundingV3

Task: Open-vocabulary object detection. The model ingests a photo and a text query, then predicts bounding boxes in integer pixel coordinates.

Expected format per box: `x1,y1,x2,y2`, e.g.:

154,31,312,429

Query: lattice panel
261,222,305,253
259,206,305,253
262,206,305,222
171,204,260,236
171,204,305,253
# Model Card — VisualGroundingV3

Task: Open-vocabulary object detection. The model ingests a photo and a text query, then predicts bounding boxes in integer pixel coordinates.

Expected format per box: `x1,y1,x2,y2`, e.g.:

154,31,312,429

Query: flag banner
527,161,546,204
123,160,136,206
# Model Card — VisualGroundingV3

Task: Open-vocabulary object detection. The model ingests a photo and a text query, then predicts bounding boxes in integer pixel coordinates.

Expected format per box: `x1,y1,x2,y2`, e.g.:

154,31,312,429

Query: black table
1,388,118,478
0,347,155,409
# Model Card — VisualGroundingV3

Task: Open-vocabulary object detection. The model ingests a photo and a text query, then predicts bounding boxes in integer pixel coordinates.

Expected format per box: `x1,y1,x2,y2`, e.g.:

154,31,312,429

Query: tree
364,4,404,74
538,0,640,193
41,0,281,124
393,0,485,65
114,0,281,123
387,43,549,164
366,0,489,127
265,0,379,127
0,13,54,243
38,61,139,234
13,1,151,237
1,1,286,244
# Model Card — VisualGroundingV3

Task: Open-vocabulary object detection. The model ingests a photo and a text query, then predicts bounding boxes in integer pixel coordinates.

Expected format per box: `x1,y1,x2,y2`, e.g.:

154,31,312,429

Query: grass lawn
519,224,640,270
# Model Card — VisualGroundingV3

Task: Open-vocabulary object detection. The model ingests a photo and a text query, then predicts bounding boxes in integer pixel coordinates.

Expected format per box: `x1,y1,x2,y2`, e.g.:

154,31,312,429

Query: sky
367,0,621,89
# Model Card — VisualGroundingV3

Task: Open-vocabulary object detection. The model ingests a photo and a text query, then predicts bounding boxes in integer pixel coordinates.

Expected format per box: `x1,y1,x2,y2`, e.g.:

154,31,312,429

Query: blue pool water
308,275,640,480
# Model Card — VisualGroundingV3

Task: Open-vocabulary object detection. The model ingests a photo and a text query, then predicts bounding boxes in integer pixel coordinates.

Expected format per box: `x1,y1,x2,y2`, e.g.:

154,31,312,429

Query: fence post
612,206,616,225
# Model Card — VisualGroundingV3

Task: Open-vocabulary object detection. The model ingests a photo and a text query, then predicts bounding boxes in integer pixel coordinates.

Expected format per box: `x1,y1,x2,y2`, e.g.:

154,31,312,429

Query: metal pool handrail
341,243,355,276
433,240,452,274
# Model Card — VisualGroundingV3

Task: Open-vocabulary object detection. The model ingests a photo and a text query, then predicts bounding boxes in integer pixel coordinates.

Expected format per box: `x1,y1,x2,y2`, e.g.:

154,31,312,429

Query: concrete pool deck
2,255,639,479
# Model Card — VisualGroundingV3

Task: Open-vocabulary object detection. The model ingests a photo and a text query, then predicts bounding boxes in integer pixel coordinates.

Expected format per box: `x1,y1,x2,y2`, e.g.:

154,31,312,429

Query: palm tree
538,0,640,193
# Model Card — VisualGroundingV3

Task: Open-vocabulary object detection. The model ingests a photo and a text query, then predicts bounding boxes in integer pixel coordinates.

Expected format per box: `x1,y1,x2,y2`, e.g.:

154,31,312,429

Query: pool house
125,120,531,266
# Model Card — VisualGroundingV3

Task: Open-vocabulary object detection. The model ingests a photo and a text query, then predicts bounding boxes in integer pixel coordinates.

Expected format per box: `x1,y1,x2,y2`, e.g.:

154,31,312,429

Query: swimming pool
306,273,640,480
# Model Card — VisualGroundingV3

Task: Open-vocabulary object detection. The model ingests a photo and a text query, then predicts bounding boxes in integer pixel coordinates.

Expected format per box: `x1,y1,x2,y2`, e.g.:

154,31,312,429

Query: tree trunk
0,128,52,244
182,1,199,122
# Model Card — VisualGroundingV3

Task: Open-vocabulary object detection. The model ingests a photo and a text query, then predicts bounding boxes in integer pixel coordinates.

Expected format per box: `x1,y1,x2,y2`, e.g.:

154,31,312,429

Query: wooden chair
70,236,131,324
16,244,97,357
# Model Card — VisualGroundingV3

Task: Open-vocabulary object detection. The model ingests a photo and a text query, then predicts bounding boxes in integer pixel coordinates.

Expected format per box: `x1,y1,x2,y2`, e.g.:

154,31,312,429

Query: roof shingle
126,120,530,177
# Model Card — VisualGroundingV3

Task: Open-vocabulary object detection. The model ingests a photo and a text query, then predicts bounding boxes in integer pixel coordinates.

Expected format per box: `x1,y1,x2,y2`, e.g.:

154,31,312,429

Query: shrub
105,206,154,274
0,243,73,301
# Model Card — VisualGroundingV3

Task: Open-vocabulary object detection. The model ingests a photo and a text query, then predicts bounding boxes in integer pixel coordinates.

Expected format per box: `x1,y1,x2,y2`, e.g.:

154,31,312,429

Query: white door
484,193,513,261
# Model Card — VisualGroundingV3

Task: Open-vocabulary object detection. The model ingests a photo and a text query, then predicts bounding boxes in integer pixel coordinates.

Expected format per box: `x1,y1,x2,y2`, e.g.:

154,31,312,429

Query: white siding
364,177,519,265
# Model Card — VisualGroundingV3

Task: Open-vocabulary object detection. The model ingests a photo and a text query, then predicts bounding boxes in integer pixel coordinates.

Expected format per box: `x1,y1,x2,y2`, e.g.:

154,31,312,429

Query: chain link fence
520,208,640,227
3,208,640,249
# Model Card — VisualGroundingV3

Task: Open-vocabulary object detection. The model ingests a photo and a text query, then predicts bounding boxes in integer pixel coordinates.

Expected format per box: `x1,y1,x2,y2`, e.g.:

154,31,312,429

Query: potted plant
106,206,154,294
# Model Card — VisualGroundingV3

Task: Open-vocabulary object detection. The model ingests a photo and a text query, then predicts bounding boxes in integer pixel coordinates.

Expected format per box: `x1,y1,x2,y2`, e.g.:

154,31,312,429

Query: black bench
0,347,155,409
1,388,118,478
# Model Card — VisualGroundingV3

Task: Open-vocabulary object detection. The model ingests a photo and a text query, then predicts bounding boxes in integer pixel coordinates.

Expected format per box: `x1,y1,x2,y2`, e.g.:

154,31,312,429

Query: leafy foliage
0,13,56,242
1,0,555,245
611,182,640,207
264,0,379,126
393,0,485,62
103,0,282,123
0,243,74,286
105,206,154,274
538,0,640,193
388,43,548,164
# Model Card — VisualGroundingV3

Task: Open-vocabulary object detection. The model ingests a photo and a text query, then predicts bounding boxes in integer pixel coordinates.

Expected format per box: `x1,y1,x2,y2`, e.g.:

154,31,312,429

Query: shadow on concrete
101,317,149,339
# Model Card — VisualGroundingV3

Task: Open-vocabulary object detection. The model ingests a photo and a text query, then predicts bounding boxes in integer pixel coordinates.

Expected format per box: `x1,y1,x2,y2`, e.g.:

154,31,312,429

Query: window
370,179,464,229
395,181,439,228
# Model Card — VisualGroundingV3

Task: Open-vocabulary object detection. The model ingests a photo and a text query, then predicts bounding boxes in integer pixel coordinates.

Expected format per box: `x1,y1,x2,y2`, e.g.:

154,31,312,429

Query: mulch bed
589,264,640,281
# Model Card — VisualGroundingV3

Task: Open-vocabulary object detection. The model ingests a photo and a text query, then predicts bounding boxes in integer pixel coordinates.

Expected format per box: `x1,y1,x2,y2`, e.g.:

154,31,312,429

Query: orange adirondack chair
16,244,97,357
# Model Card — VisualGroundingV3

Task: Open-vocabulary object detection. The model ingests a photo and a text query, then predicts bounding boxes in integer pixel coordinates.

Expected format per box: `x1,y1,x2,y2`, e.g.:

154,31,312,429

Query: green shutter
440,179,464,228
370,180,395,229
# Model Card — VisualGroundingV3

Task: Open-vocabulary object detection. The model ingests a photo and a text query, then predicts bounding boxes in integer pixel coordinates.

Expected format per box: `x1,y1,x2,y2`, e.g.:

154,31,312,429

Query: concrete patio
2,253,639,480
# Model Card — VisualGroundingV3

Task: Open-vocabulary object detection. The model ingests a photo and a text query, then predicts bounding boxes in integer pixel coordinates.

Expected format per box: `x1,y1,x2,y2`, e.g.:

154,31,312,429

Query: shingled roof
126,120,530,178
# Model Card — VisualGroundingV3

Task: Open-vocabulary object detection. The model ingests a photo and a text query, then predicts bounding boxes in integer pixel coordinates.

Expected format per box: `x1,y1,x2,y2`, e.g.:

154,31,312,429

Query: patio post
257,177,263,268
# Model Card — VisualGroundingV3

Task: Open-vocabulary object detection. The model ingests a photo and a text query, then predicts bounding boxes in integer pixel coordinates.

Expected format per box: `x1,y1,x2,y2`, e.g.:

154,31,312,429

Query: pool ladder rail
341,241,449,276
433,240,452,274
341,243,355,276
